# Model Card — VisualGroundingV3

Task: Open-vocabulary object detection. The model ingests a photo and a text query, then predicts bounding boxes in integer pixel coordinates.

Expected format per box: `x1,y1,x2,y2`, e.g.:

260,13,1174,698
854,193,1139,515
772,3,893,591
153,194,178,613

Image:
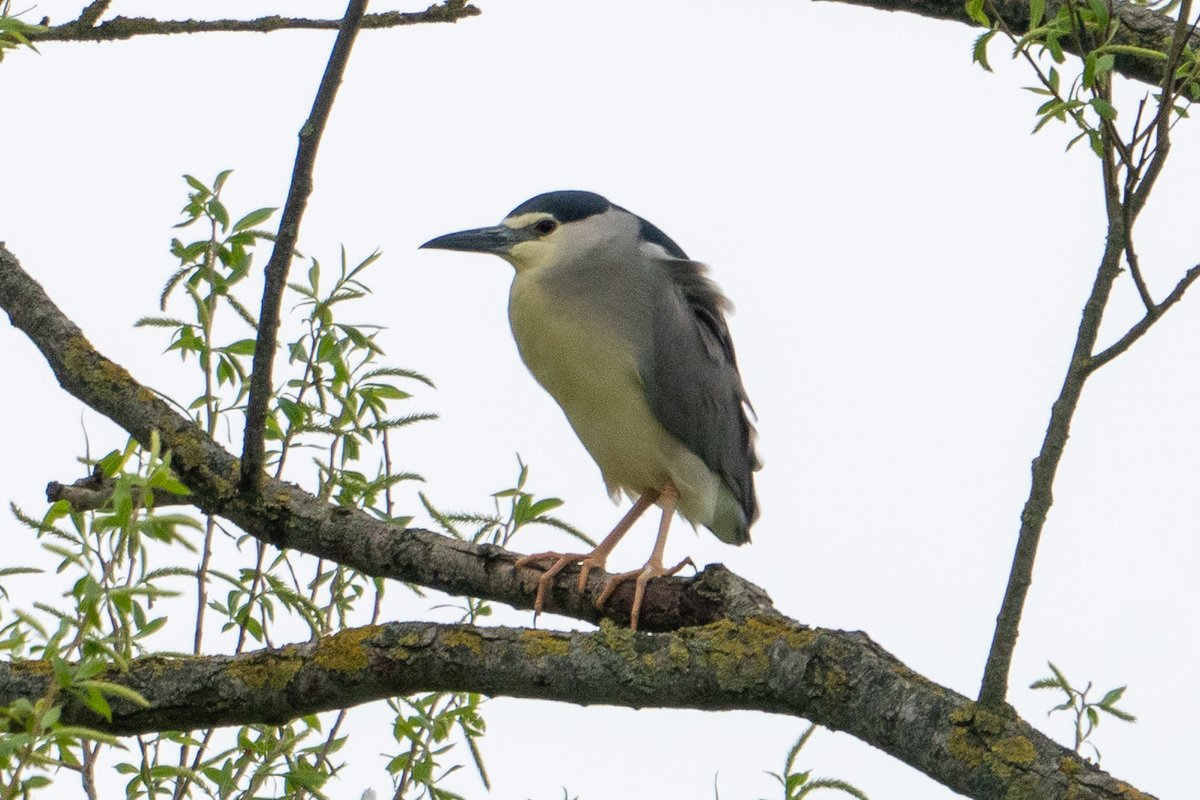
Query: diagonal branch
1088,262,1200,370
0,617,1156,800
241,0,368,491
821,0,1200,91
74,1,111,28
977,224,1127,707
31,3,478,43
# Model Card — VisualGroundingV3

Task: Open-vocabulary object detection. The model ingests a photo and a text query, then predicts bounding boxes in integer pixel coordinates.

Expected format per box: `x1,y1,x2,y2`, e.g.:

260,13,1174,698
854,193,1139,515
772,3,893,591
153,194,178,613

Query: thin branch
31,3,479,44
45,470,193,511
1123,235,1156,314
241,0,369,491
74,1,111,28
0,618,1154,800
1089,263,1200,369
1127,0,1196,220
978,220,1127,708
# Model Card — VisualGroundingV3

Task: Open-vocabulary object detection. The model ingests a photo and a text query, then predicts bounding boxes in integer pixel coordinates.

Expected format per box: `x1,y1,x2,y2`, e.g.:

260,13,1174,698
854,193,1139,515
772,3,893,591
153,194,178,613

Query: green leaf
76,680,151,708
79,689,112,722
222,338,258,356
966,0,990,26
1102,44,1168,61
40,705,61,730
207,198,230,231
1090,97,1117,120
183,174,209,195
1029,0,1045,30
528,498,564,517
278,397,308,428
973,28,998,71
1100,705,1137,722
1047,35,1064,62
1086,0,1109,30
232,207,277,233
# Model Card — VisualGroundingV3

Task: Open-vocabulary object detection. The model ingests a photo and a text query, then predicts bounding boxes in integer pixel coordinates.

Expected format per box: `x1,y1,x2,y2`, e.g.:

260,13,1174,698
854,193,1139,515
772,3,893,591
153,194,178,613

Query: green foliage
383,459,581,799
0,2,44,62
759,725,869,800
967,0,1199,157
0,169,595,798
1030,661,1136,762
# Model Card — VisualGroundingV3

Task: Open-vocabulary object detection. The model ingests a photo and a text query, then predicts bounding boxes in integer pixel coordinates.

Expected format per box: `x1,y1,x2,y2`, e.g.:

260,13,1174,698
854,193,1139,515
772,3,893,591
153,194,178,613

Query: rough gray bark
0,243,1160,800
0,616,1156,800
823,0,1198,90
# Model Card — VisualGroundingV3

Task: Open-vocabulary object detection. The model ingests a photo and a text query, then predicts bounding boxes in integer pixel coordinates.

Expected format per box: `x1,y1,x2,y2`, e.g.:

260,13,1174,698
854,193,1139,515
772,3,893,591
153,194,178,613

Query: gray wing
642,257,759,540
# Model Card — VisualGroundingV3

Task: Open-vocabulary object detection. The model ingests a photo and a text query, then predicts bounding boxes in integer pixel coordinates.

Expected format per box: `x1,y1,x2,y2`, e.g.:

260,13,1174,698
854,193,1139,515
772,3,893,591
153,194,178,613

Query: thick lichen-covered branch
30,2,478,43
821,0,1197,90
0,616,1154,800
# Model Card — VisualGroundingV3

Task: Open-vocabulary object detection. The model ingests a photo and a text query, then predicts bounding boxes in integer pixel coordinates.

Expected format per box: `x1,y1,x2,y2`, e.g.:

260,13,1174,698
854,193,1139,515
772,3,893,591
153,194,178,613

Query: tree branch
820,0,1200,91
241,0,368,491
978,226,1127,707
31,3,479,44
1088,263,1200,370
0,616,1155,800
46,469,193,512
74,1,111,28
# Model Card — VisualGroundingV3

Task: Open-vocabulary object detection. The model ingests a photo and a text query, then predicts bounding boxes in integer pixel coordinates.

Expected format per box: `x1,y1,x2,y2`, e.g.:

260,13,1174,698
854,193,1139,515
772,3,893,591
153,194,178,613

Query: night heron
420,190,758,629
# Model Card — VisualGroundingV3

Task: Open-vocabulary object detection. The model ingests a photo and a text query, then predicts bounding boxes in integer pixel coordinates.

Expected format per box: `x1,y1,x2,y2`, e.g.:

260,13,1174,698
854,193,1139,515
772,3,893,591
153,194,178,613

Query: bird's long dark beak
419,225,518,255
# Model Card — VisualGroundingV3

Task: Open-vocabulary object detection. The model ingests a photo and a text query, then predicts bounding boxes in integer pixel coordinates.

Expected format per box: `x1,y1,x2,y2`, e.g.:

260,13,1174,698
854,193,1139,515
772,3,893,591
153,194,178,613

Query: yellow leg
516,491,660,618
595,485,694,631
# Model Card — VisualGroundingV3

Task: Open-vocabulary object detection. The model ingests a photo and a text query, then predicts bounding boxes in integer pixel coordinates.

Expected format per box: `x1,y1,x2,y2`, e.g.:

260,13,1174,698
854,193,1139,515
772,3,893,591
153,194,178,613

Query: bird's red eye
533,219,558,235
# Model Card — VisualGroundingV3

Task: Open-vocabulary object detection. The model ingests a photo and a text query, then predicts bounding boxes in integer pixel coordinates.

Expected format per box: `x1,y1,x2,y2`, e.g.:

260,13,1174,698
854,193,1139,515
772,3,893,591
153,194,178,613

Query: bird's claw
595,556,695,631
515,551,610,620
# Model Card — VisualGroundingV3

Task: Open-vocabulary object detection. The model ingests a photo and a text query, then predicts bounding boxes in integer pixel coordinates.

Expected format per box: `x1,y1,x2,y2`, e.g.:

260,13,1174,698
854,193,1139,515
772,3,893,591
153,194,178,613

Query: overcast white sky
3,1,1199,798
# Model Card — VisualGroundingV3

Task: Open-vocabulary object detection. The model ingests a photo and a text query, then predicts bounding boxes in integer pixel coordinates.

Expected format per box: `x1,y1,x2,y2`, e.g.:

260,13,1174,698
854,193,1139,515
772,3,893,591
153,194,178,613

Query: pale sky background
2,1,1199,798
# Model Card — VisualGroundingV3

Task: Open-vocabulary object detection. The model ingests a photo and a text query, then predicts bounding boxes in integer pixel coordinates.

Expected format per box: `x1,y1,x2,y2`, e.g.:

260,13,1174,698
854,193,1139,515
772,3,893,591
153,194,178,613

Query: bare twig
1089,263,1200,369
31,3,478,43
978,212,1127,708
1127,0,1196,219
240,0,369,491
75,1,111,28
1124,235,1156,314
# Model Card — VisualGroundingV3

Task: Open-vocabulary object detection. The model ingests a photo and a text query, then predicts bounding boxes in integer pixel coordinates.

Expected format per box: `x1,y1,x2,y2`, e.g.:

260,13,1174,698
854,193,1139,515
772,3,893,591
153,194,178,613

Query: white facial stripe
639,240,676,260
503,212,555,230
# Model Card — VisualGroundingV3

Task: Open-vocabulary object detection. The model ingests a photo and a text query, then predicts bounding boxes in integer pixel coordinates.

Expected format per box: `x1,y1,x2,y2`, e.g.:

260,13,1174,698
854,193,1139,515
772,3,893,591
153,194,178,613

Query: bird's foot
515,550,610,619
595,556,695,631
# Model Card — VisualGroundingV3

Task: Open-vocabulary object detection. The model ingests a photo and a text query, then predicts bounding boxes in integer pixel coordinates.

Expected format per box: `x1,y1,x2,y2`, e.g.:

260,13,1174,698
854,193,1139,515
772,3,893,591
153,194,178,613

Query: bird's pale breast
508,274,719,524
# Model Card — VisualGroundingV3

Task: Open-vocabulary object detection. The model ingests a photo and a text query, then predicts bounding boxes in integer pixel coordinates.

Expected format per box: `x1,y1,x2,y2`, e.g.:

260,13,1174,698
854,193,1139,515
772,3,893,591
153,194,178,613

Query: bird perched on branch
421,190,758,630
